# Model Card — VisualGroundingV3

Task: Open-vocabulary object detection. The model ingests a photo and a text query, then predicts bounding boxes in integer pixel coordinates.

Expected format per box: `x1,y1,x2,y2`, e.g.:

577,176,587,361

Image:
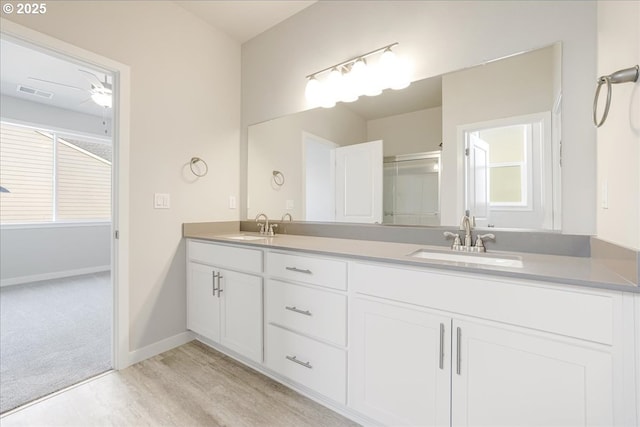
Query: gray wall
1,224,111,286
241,0,597,235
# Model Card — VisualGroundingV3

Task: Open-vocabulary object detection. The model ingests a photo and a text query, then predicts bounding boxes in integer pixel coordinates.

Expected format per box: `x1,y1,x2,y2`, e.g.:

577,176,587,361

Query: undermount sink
224,234,267,241
408,248,524,268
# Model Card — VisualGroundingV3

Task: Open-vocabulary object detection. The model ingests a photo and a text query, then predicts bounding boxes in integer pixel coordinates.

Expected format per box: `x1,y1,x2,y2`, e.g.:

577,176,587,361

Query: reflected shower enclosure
383,151,440,226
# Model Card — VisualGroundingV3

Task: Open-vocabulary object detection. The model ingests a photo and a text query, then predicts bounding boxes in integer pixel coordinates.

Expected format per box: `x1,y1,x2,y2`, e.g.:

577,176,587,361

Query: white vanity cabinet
451,319,613,426
264,251,349,404
350,261,621,426
350,297,452,426
187,240,263,363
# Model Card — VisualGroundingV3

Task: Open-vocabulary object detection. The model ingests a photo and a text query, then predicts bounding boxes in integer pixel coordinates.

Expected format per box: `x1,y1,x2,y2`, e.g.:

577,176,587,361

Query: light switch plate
286,200,294,210
229,196,237,209
154,193,170,209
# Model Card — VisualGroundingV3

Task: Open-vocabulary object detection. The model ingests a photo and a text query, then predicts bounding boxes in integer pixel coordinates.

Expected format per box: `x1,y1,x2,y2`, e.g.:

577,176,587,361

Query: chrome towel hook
272,170,285,186
593,65,639,127
189,157,208,177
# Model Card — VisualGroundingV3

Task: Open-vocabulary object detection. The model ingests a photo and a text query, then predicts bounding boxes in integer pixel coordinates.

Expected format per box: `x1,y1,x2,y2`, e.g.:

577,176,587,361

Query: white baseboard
0,265,111,287
127,331,194,366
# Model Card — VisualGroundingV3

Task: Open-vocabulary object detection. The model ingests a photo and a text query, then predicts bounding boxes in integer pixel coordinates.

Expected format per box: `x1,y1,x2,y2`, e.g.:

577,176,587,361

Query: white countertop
184,231,639,293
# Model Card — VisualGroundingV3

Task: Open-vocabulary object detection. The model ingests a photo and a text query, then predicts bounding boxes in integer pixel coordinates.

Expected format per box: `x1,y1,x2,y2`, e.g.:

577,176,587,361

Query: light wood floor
0,341,359,427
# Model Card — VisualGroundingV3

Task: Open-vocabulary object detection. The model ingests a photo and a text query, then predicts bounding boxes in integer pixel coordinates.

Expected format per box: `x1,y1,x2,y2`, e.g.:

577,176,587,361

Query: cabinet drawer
351,262,616,345
266,325,346,404
266,279,347,346
188,240,262,273
266,252,347,290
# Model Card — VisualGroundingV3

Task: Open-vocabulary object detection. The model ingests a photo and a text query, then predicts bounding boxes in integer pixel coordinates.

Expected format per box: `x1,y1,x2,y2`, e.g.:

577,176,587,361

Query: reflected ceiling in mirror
247,43,561,231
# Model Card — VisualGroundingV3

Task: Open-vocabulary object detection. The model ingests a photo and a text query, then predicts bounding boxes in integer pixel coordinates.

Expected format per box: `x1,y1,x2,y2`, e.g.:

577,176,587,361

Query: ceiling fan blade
27,77,85,91
78,69,104,88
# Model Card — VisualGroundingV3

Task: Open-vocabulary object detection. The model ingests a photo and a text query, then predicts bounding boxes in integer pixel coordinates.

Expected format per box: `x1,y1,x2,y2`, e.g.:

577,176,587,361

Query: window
478,124,530,207
0,122,111,224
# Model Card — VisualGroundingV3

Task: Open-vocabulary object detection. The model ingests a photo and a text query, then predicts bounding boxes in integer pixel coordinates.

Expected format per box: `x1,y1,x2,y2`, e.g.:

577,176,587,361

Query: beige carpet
0,272,112,413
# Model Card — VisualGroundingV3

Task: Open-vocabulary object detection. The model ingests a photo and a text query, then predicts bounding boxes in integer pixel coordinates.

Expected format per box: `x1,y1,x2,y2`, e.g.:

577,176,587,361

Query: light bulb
340,68,359,103
363,58,382,97
325,67,343,106
350,59,367,94
319,93,336,108
379,48,397,90
305,76,321,105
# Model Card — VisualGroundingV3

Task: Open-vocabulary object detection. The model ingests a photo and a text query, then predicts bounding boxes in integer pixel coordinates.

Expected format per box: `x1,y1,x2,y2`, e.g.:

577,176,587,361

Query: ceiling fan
28,69,112,108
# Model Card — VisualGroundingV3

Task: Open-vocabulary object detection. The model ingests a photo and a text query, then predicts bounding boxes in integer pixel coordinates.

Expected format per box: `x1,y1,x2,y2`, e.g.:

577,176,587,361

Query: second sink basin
408,248,524,268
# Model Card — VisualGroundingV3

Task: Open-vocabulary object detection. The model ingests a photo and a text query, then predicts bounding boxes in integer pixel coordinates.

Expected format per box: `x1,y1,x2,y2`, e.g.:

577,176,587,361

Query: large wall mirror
247,43,562,231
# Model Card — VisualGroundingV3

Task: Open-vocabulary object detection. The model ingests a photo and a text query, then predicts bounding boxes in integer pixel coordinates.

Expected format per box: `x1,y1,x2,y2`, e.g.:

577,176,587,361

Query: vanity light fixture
305,42,411,108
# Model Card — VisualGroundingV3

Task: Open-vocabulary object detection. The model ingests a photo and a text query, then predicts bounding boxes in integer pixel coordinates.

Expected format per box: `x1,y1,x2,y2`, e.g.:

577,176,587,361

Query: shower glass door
383,151,441,226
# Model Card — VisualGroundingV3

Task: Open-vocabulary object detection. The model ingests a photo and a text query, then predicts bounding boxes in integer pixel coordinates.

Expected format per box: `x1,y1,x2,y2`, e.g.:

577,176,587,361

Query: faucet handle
475,233,495,252
268,223,278,236
258,223,265,235
444,231,462,250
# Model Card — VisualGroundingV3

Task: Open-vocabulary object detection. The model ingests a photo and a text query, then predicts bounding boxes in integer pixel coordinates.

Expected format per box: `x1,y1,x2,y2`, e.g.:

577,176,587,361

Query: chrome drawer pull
456,327,462,375
285,306,312,316
285,267,312,274
285,355,313,369
439,323,445,370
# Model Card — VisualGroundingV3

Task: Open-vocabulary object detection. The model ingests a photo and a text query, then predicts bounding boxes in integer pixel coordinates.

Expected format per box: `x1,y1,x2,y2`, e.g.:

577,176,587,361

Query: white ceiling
0,2,316,118
0,1,442,122
0,38,113,119
176,1,317,43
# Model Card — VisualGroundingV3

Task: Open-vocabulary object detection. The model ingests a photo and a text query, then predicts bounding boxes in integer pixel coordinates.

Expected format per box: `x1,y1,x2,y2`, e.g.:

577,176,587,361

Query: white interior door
465,133,490,225
335,140,383,223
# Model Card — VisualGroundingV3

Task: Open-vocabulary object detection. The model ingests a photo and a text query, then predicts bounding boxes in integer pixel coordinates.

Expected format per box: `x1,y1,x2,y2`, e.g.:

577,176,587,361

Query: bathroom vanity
183,229,639,426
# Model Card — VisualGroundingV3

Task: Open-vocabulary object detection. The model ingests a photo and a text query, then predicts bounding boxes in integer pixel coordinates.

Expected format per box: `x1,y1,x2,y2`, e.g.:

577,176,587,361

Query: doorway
0,34,119,414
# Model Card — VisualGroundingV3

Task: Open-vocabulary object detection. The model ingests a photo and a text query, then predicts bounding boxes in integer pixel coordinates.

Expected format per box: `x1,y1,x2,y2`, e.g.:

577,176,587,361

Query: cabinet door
219,268,263,363
452,319,613,427
349,298,451,426
187,262,220,342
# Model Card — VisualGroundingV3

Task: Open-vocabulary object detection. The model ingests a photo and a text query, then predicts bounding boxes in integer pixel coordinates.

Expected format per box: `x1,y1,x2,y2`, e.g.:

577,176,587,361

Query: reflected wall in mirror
247,43,561,231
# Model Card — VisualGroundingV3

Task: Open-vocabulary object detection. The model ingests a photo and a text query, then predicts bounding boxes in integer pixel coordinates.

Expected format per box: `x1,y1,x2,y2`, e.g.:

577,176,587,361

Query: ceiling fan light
91,91,112,108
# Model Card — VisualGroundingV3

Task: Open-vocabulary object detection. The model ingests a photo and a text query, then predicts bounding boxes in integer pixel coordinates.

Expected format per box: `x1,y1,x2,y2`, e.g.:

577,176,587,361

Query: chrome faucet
255,213,269,235
255,213,278,236
281,213,293,222
444,212,495,253
459,211,474,249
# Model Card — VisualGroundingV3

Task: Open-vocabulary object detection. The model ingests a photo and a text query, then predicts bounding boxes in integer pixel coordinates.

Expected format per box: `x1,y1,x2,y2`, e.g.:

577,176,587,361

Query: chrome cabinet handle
216,273,223,298
439,323,445,370
285,267,312,275
456,327,462,375
285,355,313,369
211,271,223,298
285,306,312,316
211,271,218,296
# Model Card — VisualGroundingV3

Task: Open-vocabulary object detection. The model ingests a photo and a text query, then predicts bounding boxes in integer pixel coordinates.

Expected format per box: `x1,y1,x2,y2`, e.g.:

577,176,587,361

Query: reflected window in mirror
463,112,557,230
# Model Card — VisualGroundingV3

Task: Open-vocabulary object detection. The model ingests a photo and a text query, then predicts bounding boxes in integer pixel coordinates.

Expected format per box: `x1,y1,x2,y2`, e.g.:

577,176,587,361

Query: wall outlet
154,193,170,209
286,200,294,210
229,196,236,209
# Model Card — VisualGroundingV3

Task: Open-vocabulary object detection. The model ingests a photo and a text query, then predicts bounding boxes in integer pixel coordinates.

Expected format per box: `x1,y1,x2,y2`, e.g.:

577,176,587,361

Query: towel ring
593,65,639,128
272,170,285,186
190,157,208,177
